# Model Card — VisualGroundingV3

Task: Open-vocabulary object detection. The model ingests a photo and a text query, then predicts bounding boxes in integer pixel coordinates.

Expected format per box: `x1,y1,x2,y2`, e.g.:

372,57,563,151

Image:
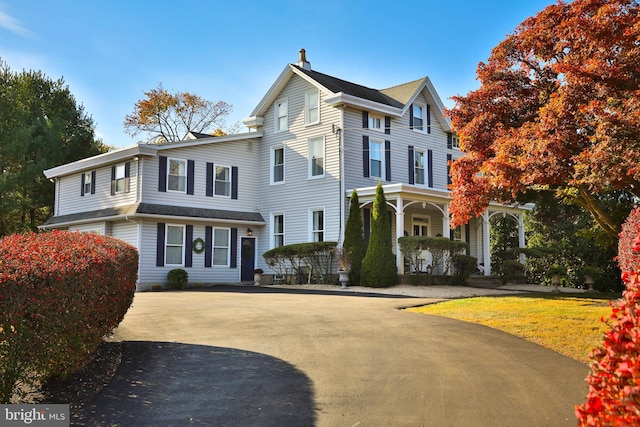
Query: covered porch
353,183,528,276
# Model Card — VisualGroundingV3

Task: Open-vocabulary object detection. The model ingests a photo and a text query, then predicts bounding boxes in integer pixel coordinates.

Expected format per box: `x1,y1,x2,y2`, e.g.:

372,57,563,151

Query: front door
240,237,256,281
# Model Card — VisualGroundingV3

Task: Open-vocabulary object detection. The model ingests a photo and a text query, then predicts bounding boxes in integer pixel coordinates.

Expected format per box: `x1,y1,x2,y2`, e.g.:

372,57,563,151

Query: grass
406,293,619,364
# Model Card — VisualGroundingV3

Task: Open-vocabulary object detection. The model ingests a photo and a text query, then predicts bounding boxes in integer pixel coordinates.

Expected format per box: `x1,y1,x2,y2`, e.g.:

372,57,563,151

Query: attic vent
297,48,311,71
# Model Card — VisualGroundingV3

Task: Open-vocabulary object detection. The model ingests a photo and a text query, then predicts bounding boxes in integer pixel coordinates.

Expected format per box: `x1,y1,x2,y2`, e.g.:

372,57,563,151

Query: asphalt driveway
75,286,589,426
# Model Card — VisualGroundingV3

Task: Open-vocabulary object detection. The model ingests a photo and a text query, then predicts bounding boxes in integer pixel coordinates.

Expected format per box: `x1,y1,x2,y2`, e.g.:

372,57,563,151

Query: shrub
263,242,337,284
167,268,188,289
0,230,138,403
343,190,367,285
500,260,526,285
576,208,640,424
451,255,477,285
361,182,397,288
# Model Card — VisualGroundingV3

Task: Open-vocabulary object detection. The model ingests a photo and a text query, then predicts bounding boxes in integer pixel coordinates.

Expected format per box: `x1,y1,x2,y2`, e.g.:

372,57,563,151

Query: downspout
338,105,345,246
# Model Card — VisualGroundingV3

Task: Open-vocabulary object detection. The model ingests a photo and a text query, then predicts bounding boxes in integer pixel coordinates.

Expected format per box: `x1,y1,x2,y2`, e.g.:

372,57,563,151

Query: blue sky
1,0,555,148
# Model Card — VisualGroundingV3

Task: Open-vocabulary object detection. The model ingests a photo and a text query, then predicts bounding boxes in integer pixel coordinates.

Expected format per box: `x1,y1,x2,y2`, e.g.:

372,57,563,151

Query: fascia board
152,132,263,151
325,93,403,117
401,77,452,132
247,65,295,118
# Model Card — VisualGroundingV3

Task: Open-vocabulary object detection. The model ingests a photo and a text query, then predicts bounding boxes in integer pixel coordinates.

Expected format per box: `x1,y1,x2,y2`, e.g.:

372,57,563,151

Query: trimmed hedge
263,241,337,284
0,231,138,402
576,207,640,424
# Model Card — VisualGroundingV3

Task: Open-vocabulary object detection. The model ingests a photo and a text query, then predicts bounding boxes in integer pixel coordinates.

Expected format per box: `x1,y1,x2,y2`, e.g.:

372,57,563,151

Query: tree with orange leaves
124,83,233,143
447,0,640,239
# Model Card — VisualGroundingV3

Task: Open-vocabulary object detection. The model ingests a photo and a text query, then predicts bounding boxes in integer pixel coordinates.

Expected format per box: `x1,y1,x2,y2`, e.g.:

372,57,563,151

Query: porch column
442,203,450,237
396,196,405,275
518,213,526,265
482,210,491,276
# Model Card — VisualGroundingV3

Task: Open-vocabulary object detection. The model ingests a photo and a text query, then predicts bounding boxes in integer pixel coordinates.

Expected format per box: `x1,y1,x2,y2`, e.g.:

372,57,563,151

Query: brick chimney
297,48,311,70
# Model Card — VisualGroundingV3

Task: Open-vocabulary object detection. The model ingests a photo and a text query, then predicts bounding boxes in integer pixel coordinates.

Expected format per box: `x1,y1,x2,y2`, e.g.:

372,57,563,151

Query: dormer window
275,98,288,132
412,104,424,131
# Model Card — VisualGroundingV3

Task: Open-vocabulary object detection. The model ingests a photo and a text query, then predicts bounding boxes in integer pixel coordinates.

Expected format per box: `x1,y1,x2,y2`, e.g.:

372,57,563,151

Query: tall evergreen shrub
343,190,366,285
361,182,397,287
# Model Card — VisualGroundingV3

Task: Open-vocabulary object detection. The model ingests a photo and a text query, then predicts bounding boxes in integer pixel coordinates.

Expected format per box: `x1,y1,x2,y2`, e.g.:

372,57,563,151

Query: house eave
325,93,403,117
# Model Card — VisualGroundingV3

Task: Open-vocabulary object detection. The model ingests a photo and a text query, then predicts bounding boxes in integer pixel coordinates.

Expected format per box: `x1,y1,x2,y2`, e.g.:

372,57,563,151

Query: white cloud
0,6,32,37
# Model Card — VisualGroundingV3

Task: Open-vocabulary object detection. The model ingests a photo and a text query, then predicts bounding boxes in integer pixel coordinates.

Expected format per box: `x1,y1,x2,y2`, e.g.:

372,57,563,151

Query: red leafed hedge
576,207,640,424
0,230,138,402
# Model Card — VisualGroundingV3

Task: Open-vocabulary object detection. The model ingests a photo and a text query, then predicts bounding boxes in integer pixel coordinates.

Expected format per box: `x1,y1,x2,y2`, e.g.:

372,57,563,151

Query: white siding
110,220,140,248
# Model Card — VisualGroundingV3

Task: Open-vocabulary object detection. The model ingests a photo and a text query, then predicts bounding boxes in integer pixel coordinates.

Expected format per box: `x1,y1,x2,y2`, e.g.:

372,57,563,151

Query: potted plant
253,268,264,286
546,264,566,289
336,247,351,289
581,265,599,290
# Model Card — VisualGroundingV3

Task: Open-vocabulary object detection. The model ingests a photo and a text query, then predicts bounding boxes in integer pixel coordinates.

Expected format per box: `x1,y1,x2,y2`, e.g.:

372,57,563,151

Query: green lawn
406,293,619,364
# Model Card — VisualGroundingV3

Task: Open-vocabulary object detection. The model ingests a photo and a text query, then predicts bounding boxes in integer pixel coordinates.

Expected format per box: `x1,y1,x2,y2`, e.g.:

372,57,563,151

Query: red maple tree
447,0,640,238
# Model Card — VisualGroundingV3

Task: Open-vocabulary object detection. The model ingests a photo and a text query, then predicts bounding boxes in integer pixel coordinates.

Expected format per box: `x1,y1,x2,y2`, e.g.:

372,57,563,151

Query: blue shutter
110,166,116,195
362,136,370,178
185,225,193,268
230,228,238,268
428,150,433,188
187,160,195,195
206,162,214,197
158,156,167,192
465,224,471,254
447,154,453,185
447,132,453,149
231,166,238,200
427,104,431,133
362,111,369,128
385,140,391,181
156,223,165,267
409,104,414,129
80,173,85,196
90,171,96,194
408,146,415,185
124,162,131,193
204,226,212,268
384,116,391,135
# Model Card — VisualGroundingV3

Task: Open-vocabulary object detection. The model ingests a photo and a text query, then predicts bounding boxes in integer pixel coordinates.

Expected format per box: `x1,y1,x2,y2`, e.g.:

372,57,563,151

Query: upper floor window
272,146,284,184
305,90,319,125
165,224,185,266
112,163,130,194
368,114,383,131
310,208,324,242
412,104,424,131
272,213,284,248
274,98,288,132
81,171,95,196
212,227,230,266
168,158,186,192
452,135,460,149
414,150,425,185
83,172,92,195
369,139,383,179
215,165,231,197
309,137,325,178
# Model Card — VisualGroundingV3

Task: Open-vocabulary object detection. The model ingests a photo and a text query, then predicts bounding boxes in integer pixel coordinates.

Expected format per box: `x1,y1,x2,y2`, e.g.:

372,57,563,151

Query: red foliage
0,230,138,402
576,210,640,424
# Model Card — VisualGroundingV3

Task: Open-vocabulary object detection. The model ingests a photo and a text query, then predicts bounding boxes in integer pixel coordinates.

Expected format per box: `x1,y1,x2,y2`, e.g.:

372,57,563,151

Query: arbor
447,0,640,239
124,83,234,143
343,190,367,285
361,182,397,287
0,61,107,235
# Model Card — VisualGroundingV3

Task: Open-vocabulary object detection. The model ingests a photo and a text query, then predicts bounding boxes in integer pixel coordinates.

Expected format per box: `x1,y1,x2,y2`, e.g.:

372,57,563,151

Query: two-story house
41,50,528,290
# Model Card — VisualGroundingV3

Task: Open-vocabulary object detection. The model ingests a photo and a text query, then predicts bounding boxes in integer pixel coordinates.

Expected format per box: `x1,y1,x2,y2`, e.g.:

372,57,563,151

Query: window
114,164,127,193
412,104,424,131
370,140,383,178
305,90,319,125
272,146,284,183
214,165,231,196
212,228,230,266
452,135,460,149
414,150,425,185
311,208,324,242
309,137,324,178
274,99,288,132
273,213,284,248
168,158,186,192
452,225,466,242
165,225,185,265
368,114,382,131
412,216,430,237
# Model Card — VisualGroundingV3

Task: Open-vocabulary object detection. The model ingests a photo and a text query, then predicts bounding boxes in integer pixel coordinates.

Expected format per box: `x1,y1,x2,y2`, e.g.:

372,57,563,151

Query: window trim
83,171,92,195
369,138,384,179
165,224,185,266
167,157,187,193
271,212,285,249
271,145,285,185
452,135,460,150
309,207,325,242
212,227,231,267
304,89,320,126
414,149,425,185
412,103,425,132
274,98,288,133
308,136,325,179
213,163,232,197
411,215,431,237
368,113,383,132
114,163,127,194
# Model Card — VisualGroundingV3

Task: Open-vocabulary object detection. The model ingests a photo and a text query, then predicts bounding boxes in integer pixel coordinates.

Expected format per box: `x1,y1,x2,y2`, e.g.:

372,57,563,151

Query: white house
41,50,529,290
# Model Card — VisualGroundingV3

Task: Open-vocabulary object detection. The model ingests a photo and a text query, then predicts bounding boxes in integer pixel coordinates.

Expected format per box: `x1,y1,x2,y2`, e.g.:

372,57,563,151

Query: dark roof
292,65,405,109
41,203,264,227
188,131,215,139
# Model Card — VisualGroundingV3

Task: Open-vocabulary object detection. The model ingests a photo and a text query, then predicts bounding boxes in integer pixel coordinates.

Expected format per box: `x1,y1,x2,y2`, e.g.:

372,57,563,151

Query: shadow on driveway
74,341,316,426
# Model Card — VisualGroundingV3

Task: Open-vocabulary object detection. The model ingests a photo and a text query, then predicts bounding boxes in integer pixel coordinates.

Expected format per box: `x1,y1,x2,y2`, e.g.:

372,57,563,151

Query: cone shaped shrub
0,230,138,402
343,190,366,285
361,182,397,287
576,207,640,424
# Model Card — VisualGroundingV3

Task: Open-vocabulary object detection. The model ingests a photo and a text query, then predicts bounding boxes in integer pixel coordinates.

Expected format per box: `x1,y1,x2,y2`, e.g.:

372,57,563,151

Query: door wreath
192,237,205,254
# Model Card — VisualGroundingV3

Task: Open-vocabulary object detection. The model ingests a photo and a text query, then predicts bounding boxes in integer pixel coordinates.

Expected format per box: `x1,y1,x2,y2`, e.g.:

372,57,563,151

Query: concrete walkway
76,286,589,426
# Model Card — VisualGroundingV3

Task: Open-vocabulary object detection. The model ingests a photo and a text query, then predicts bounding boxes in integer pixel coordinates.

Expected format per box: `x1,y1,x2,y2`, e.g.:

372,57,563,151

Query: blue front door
240,237,256,281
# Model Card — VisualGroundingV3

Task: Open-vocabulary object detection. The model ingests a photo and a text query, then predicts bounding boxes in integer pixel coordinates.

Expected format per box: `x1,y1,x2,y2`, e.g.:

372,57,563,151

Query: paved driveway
76,286,589,426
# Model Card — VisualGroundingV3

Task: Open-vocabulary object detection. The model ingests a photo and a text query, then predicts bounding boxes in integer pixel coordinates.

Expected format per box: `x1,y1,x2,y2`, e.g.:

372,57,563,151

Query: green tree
343,190,366,285
361,182,397,287
0,60,107,235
